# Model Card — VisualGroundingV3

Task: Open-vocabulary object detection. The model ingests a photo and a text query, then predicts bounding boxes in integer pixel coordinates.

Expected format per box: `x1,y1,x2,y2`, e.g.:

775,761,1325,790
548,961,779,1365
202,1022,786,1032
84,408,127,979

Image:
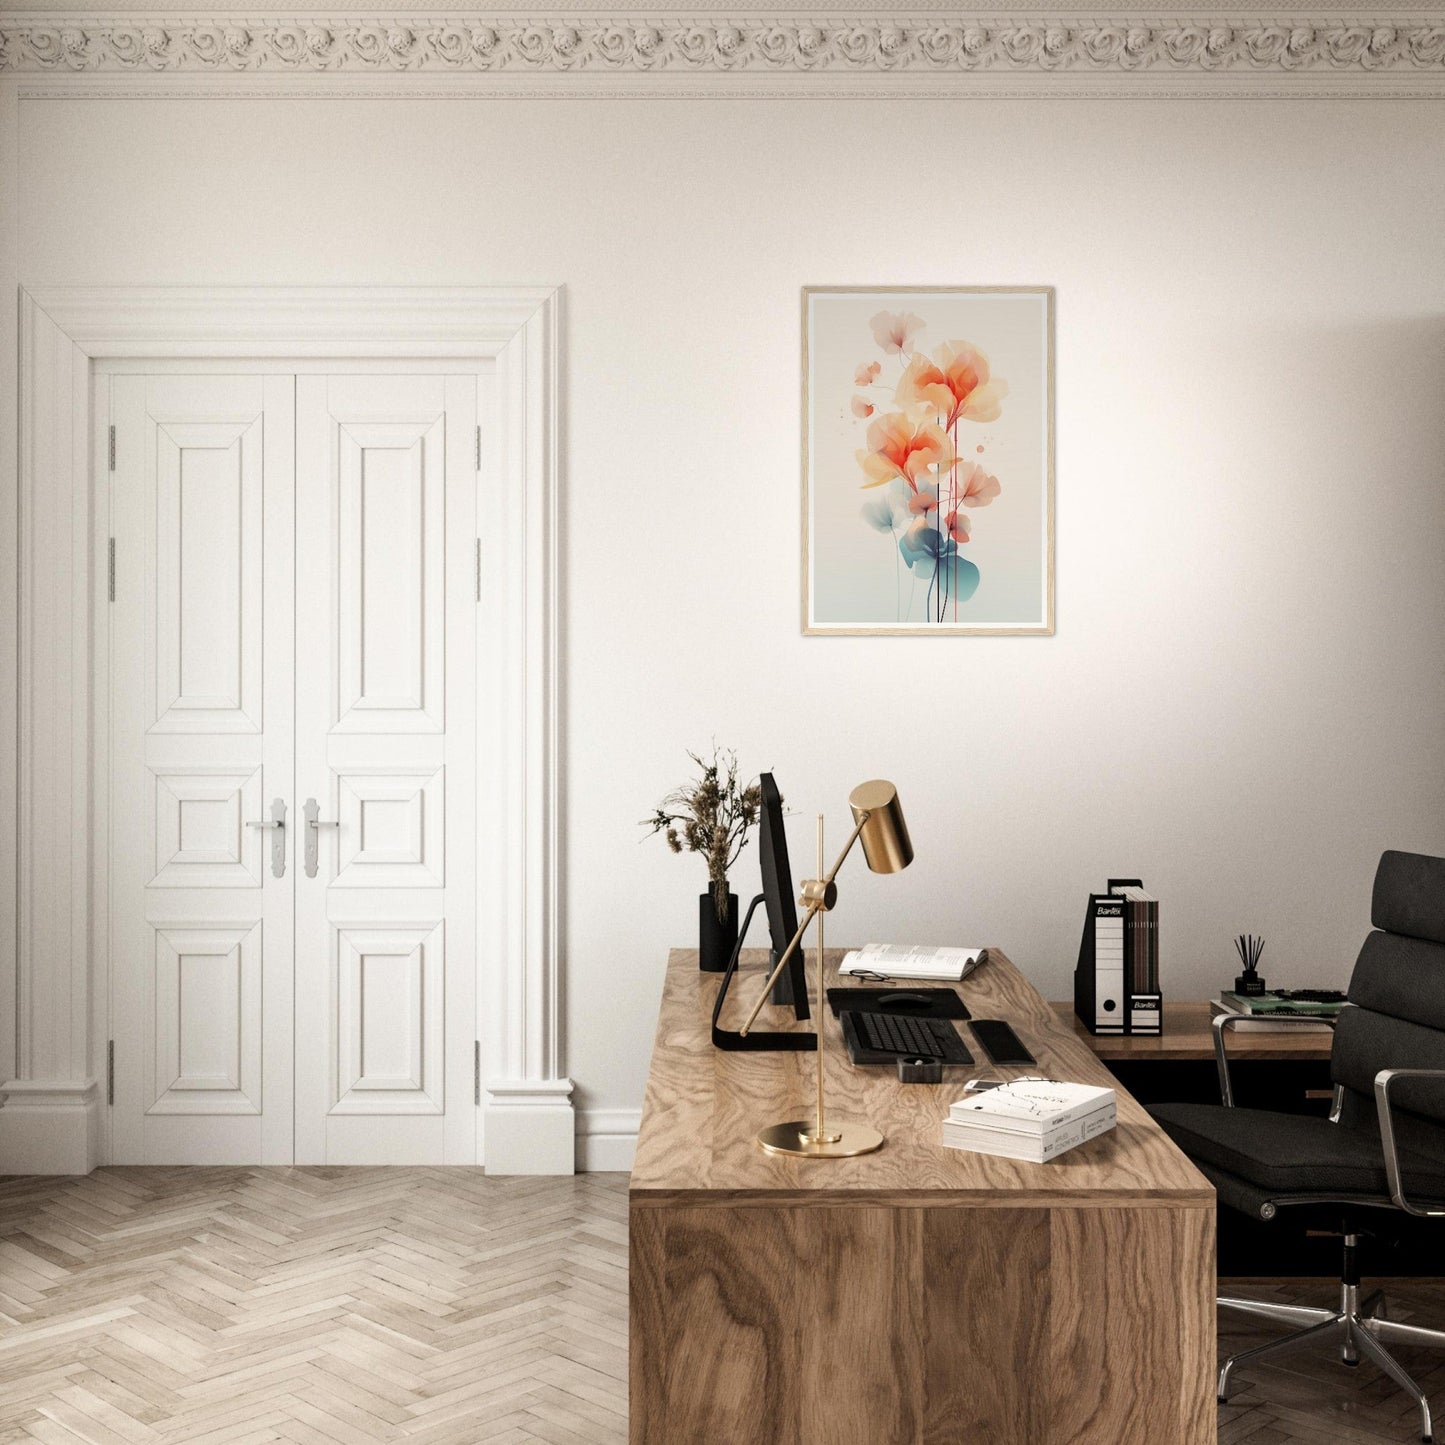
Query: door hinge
474,1041,481,1106
475,424,482,472
106,1040,115,1106
107,538,116,602
475,539,482,603
107,425,116,472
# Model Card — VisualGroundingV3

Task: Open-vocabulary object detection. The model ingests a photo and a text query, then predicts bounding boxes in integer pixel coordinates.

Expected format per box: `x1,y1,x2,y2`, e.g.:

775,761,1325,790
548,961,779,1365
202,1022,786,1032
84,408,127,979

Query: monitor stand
711,894,817,1053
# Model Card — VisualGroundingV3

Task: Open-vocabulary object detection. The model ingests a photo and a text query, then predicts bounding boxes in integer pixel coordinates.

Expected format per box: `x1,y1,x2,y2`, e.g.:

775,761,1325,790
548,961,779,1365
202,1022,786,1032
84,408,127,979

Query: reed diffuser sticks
1234,934,1265,974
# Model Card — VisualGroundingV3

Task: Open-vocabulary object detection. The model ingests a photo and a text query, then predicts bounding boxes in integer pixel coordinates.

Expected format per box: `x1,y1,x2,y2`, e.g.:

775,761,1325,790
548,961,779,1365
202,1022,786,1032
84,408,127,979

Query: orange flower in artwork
908,482,939,517
854,362,881,386
857,413,955,491
851,396,875,418
870,311,925,356
956,460,1001,508
944,507,972,544
897,341,1008,427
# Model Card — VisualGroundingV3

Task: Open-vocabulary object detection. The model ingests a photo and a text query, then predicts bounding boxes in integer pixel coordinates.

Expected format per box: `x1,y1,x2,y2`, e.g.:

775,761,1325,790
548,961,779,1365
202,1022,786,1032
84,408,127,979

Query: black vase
699,888,739,972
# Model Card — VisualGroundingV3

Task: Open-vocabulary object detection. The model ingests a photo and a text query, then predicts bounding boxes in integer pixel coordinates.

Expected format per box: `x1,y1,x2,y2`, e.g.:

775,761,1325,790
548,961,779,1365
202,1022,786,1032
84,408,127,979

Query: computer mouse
878,992,932,1010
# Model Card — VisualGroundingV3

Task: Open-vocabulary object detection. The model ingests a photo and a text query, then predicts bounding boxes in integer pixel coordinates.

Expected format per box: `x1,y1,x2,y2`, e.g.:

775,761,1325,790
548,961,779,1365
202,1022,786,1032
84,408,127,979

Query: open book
838,943,987,982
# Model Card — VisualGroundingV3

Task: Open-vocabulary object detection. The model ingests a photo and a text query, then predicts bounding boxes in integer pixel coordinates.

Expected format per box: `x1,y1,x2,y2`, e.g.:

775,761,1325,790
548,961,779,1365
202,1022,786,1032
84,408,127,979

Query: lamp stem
737,810,872,1037
815,815,827,1144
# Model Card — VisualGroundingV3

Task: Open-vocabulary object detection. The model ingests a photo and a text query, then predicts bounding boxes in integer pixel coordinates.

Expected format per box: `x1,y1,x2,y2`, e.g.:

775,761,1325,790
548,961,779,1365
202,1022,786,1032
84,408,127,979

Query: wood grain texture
630,1202,1214,1445
1049,1206,1216,1445
629,949,1216,1445
1054,1000,1334,1061
631,949,1213,1206
1,1168,1439,1445
0,1167,628,1444
921,1208,1049,1443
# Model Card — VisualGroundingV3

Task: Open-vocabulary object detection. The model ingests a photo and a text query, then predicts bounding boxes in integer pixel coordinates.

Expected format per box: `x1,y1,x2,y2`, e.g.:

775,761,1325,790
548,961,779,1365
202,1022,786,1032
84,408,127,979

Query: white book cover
948,1078,1115,1134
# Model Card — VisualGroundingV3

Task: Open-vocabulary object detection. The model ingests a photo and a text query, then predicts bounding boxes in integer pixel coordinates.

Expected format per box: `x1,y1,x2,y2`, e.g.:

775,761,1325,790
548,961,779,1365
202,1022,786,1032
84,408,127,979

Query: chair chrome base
1219,1280,1445,1443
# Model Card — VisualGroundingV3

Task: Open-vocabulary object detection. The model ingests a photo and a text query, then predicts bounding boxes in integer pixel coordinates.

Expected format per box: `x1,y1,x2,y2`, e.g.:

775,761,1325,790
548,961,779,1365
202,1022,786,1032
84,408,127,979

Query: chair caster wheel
1217,1398,1227,1405
1343,1358,1360,1368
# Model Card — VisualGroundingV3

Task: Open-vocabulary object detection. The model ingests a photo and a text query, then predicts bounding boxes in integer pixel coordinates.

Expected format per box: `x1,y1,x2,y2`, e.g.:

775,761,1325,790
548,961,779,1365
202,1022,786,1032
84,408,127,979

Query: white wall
17,94,1445,1151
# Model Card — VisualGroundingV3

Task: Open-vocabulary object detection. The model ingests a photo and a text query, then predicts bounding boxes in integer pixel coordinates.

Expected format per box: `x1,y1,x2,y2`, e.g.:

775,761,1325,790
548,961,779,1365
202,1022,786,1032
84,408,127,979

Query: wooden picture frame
803,285,1054,636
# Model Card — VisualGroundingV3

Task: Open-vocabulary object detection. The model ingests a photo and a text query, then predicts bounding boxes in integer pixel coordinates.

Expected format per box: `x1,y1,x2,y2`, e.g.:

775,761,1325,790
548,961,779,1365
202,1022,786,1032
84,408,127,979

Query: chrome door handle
303,797,339,879
246,797,288,878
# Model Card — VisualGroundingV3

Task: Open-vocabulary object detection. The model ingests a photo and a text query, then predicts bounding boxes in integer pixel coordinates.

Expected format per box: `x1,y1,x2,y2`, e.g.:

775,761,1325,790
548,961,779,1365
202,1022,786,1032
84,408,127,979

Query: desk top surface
1053,1000,1335,1062
630,948,1213,1207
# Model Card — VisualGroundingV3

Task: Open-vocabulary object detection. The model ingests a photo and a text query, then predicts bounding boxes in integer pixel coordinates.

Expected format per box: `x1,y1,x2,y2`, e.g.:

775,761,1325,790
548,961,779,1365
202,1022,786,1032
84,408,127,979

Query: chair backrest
1331,851,1445,1157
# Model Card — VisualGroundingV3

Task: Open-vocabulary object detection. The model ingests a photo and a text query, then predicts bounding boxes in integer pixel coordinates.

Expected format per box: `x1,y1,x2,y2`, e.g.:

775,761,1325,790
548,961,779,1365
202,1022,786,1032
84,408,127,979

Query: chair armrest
1374,1068,1445,1217
1212,1011,1337,1108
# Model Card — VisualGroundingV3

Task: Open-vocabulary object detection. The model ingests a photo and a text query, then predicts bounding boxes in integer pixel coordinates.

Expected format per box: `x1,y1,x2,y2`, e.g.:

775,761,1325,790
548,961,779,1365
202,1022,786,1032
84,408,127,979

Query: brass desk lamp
738,779,913,1158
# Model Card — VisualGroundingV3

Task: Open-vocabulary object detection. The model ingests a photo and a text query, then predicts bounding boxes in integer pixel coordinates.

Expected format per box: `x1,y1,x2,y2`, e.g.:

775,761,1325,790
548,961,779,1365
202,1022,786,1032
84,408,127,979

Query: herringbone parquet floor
2,1168,1443,1443
0,1169,628,1445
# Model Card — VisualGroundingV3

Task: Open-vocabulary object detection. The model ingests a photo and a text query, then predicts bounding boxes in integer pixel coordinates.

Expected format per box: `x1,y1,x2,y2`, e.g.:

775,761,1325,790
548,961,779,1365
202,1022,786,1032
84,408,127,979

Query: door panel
294,375,477,1164
152,421,264,731
110,375,295,1164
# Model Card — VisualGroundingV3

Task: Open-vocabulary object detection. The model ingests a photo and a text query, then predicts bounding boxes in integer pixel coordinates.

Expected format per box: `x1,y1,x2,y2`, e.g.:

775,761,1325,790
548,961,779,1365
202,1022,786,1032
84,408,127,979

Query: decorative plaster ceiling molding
3,12,1445,89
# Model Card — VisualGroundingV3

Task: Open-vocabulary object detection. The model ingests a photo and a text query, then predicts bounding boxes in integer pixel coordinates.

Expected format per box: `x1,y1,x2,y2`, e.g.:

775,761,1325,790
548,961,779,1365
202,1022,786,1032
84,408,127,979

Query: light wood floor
1,1169,1442,1443
0,1169,627,1444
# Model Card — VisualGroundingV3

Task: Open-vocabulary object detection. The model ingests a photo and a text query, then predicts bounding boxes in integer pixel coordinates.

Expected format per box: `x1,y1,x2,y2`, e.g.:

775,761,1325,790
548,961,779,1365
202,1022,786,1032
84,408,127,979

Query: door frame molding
5,285,571,1174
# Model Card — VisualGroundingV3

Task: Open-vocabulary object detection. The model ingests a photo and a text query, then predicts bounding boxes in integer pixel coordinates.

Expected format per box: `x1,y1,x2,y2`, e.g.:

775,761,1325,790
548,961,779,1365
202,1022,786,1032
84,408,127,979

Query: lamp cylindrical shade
848,780,913,874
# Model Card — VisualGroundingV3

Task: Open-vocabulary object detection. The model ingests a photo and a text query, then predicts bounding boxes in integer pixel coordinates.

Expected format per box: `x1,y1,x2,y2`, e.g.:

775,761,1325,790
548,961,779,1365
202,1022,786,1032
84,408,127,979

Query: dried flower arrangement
643,746,763,922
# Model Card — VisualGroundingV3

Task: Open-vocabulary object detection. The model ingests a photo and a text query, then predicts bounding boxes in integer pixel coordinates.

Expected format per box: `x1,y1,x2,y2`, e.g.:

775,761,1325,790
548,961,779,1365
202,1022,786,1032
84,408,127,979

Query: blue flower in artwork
860,480,913,534
897,517,981,601
897,516,950,570
947,555,981,602
860,496,895,532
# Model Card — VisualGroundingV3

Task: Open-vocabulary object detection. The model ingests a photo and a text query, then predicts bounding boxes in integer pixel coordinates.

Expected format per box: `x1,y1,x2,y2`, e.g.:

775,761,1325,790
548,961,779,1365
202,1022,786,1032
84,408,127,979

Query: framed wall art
803,286,1054,635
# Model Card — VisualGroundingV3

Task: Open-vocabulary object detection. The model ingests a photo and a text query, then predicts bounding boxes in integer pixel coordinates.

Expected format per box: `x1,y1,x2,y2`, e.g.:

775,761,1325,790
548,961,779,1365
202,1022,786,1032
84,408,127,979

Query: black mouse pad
826,987,970,1020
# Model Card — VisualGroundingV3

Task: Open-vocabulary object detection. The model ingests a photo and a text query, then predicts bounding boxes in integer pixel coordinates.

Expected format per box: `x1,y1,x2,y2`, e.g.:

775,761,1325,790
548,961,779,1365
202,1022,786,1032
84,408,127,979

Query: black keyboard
841,1010,974,1065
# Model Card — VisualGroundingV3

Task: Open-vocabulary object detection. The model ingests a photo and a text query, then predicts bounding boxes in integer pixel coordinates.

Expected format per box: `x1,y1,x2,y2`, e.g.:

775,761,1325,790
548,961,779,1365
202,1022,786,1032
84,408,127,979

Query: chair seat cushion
1148,1102,1445,1198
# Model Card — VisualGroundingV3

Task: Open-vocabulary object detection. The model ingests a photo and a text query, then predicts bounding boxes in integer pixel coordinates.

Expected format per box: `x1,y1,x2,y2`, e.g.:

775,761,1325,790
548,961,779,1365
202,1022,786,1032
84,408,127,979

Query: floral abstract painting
803,287,1053,634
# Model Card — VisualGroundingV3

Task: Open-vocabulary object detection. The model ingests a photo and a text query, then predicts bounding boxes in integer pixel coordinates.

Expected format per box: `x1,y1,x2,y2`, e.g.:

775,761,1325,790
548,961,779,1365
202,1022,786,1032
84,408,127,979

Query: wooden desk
1052,1000,1334,1062
630,949,1215,1445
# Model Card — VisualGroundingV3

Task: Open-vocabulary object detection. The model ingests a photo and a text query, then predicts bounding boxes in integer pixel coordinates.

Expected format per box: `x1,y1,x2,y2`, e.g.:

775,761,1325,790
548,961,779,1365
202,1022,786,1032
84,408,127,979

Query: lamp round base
756,1120,885,1158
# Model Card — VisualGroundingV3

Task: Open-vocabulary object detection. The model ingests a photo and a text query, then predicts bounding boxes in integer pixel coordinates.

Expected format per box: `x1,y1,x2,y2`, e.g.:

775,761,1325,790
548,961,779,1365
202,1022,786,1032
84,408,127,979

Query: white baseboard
576,1108,639,1173
0,1079,101,1174
483,1078,576,1175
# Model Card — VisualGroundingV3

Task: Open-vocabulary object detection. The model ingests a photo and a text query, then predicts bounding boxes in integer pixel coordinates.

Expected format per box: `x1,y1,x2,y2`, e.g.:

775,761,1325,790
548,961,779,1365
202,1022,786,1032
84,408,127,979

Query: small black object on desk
1234,932,1267,996
896,1058,944,1083
826,986,969,1020
970,1019,1036,1066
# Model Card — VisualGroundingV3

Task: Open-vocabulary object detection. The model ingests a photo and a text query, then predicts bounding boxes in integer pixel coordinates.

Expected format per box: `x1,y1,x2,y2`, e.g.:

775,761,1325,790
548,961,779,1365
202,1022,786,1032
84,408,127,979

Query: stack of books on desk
941,1079,1117,1164
1211,991,1343,1034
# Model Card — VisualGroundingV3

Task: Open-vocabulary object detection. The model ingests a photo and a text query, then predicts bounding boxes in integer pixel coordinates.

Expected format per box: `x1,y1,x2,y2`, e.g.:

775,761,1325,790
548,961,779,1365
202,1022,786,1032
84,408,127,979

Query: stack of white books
941,1079,1117,1163
838,943,986,981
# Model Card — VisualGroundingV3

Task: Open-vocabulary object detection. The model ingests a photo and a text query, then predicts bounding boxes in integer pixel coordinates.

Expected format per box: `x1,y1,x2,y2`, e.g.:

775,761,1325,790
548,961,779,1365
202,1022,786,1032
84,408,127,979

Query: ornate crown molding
3,12,1445,80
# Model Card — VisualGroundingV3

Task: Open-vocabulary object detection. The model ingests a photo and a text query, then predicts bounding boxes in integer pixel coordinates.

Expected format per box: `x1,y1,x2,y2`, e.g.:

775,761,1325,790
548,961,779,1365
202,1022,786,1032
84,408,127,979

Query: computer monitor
709,771,815,1051
758,773,810,1021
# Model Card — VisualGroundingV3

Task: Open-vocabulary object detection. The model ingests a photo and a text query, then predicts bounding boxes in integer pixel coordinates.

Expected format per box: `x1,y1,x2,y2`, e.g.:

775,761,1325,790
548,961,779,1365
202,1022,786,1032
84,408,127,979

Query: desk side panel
1048,1205,1216,1445
630,1198,1211,1445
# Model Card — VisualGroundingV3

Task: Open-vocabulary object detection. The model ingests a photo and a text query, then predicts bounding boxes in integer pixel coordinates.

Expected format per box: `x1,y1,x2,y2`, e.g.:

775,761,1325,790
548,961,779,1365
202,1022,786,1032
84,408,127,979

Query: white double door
108,370,480,1164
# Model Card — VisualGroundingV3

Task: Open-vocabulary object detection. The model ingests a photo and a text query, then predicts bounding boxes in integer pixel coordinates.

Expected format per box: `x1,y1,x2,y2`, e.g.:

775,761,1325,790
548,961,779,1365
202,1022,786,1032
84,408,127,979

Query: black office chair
1150,849,1445,1443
